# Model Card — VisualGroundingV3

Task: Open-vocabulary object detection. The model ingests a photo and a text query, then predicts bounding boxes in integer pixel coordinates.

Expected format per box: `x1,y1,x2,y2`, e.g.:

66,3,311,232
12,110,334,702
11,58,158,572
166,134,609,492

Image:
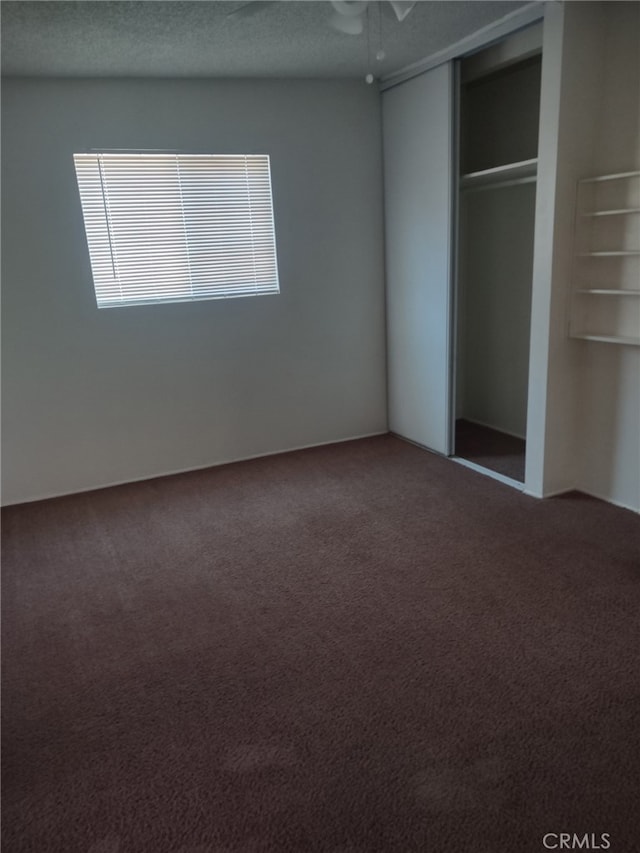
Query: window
74,152,280,308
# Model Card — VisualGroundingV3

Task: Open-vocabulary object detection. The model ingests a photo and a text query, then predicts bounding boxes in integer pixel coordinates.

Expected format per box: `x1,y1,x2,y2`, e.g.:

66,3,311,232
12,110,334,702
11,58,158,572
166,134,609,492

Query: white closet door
382,63,453,454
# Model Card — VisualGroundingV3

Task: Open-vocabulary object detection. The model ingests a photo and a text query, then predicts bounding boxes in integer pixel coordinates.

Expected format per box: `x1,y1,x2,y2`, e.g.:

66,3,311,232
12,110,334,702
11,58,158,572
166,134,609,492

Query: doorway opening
452,42,542,487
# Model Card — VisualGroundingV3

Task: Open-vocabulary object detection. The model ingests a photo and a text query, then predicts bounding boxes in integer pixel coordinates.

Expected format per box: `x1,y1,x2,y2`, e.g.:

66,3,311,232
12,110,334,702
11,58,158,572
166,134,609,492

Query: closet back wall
1,79,387,505
458,183,535,438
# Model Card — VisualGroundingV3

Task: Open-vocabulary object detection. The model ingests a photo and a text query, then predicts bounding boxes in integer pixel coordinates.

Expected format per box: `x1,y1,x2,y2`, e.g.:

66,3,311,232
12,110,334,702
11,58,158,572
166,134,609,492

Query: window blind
73,152,280,308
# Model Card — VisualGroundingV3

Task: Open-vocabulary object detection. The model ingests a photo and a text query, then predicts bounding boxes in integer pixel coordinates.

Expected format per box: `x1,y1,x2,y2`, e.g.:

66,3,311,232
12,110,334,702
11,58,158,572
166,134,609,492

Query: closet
454,43,542,484
382,1,639,508
382,20,543,487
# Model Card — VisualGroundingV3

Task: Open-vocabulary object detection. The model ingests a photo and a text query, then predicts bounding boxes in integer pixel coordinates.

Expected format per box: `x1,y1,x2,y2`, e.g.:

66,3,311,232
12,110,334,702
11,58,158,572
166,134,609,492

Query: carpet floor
455,419,526,482
2,435,639,853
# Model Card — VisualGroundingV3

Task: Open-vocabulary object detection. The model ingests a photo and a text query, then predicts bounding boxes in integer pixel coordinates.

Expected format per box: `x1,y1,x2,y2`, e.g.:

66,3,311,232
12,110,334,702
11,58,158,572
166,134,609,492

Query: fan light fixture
329,0,416,35
228,1,417,35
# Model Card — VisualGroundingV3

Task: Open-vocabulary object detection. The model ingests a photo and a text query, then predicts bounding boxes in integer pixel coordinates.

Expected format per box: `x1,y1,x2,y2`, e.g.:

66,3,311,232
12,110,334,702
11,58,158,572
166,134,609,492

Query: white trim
451,456,524,491
0,431,388,507
380,2,544,91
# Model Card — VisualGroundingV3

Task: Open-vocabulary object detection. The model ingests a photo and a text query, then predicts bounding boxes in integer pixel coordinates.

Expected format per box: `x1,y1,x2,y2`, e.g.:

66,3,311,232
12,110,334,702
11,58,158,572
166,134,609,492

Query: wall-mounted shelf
460,158,537,191
579,250,640,257
575,289,640,296
578,170,640,183
581,208,640,217
572,334,640,346
569,171,640,346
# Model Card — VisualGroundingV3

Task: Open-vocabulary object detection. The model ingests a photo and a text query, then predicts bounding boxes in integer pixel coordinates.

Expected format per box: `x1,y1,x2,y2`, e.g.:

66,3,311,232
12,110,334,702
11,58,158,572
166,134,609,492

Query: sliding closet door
382,63,454,454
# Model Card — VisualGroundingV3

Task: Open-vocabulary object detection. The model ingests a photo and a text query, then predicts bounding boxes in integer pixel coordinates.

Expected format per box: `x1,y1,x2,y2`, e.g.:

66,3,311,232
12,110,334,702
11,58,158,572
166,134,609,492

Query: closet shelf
581,208,640,217
575,289,640,295
460,158,537,190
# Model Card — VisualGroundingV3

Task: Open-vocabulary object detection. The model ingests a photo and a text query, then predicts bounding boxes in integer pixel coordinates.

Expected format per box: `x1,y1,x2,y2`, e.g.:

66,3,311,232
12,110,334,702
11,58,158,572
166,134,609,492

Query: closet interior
453,35,542,484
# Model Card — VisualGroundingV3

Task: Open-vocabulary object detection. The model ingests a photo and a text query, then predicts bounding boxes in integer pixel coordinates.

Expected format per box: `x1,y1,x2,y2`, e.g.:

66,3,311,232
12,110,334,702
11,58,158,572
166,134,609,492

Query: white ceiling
1,0,529,80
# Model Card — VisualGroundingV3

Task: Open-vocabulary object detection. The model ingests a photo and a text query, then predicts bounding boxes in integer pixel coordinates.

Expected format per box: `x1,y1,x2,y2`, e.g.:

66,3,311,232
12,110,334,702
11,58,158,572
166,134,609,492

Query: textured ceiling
1,0,529,79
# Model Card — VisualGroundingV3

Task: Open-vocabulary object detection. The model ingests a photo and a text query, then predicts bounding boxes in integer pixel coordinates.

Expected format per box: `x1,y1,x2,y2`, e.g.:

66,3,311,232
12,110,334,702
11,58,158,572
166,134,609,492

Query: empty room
2,1,639,851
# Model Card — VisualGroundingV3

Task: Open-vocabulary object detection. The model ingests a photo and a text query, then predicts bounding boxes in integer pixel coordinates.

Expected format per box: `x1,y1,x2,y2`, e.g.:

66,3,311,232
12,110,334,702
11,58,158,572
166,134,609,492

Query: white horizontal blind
73,153,280,308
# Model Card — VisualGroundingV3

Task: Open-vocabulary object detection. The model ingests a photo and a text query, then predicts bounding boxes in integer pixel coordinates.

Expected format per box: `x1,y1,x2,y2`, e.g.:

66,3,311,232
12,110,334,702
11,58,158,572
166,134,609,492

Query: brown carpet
455,419,526,482
2,435,639,853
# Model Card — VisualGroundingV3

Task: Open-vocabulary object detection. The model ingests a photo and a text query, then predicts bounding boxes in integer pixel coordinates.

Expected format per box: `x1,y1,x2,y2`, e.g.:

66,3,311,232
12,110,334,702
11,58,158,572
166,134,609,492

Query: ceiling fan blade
329,0,368,35
226,1,276,20
330,1,369,18
389,1,416,22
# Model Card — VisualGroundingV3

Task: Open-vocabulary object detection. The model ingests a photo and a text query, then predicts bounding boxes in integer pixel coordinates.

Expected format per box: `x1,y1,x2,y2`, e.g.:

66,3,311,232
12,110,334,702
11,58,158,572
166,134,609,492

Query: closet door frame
449,51,540,475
